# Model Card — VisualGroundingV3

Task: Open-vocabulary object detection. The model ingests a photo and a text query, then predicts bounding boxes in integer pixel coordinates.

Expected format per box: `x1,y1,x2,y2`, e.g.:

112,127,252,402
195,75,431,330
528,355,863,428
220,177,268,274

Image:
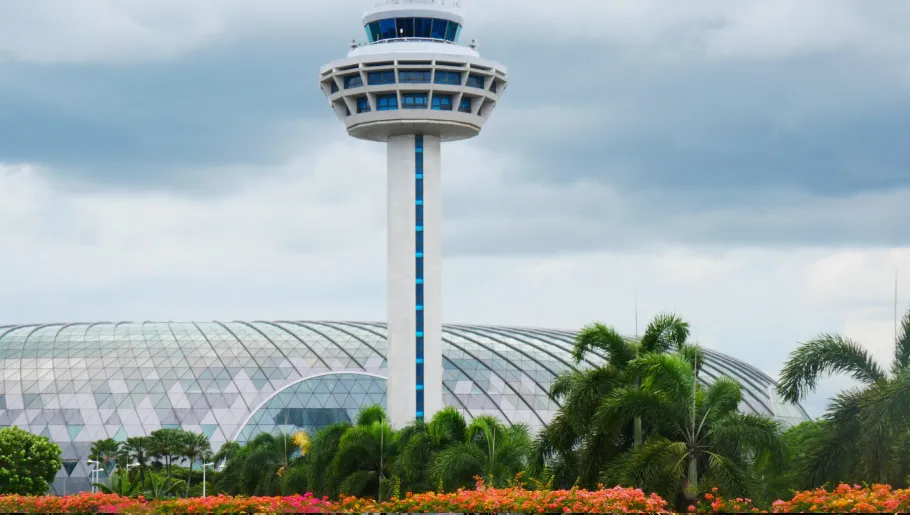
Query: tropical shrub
697,484,910,513
0,426,62,495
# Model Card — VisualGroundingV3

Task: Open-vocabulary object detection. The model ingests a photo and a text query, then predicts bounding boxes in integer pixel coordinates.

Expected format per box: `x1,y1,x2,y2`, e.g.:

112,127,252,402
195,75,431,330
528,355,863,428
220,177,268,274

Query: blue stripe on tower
415,135,425,421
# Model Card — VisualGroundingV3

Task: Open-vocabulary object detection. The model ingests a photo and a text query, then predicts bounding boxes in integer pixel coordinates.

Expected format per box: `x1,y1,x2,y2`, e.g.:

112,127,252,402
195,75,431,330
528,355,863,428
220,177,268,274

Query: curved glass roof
0,321,809,494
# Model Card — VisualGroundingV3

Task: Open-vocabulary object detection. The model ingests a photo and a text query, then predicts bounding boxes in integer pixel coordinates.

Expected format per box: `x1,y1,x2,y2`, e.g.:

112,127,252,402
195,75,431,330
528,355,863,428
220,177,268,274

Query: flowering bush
697,484,910,513
338,477,669,514
0,492,149,514
0,481,667,514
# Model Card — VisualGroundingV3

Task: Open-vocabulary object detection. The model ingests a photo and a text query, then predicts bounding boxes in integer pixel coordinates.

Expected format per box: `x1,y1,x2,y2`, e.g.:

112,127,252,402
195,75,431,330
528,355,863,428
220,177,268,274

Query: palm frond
355,405,387,426
595,386,671,430
573,323,635,366
704,451,757,499
628,353,695,401
701,377,743,420
639,313,690,354
707,413,785,464
607,437,687,498
893,308,910,373
430,442,486,490
777,334,886,403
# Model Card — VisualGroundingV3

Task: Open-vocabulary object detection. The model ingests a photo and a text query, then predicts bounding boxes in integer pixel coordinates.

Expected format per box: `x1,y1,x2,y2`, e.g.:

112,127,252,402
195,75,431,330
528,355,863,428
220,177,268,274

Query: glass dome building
0,321,808,494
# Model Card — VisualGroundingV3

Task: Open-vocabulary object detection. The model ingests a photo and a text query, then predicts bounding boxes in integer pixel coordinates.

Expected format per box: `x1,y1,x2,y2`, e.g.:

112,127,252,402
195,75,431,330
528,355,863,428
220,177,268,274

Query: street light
86,460,100,494
202,461,224,498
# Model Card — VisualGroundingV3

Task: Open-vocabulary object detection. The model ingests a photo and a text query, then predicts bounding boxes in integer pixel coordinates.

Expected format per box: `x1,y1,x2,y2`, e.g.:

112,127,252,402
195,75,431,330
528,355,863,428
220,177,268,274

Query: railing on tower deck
368,37,460,45
373,0,462,7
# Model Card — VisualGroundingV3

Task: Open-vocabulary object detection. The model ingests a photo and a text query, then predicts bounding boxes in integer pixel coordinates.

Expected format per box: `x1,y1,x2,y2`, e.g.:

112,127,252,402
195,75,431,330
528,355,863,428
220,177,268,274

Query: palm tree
123,436,153,488
215,432,303,496
777,308,910,486
430,415,533,491
305,422,352,498
536,313,696,488
89,438,123,483
393,407,467,494
95,469,142,496
328,405,396,499
181,432,211,497
148,428,185,485
599,353,785,510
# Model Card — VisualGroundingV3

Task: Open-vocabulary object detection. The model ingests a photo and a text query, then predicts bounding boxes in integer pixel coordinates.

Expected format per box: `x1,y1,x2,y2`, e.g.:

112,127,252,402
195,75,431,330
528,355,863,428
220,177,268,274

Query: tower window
467,74,485,89
376,94,398,111
434,71,462,85
490,81,497,93
445,22,459,42
397,18,415,38
330,81,339,93
402,94,428,109
431,19,448,40
379,19,397,40
356,96,371,113
399,70,431,84
368,71,396,85
458,97,472,113
415,18,433,38
432,94,453,111
344,75,363,89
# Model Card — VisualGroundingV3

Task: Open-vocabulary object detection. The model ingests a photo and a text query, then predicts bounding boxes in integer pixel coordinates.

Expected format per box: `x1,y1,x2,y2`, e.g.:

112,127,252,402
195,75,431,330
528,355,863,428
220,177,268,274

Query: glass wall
365,18,462,43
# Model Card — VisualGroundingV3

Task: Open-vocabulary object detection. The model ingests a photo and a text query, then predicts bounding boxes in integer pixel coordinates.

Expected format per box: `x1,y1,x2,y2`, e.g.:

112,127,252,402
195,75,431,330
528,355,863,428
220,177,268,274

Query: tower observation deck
319,0,507,428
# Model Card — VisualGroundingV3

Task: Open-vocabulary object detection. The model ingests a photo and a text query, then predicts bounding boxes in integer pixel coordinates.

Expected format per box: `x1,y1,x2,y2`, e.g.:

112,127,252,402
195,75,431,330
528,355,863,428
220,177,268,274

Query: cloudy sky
2,0,909,416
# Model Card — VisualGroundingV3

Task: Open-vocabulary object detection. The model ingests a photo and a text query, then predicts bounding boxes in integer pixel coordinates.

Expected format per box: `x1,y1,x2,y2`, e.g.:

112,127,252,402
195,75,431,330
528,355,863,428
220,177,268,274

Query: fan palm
777,308,910,486
599,353,785,510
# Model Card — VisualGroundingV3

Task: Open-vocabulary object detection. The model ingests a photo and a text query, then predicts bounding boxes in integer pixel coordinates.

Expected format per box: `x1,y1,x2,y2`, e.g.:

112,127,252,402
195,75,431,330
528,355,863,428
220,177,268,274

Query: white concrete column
385,134,443,428
421,135,444,422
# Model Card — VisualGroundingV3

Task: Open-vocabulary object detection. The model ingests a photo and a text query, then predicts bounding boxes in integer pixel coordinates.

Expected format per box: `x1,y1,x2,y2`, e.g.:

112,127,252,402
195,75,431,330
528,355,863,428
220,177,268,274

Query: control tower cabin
319,0,507,428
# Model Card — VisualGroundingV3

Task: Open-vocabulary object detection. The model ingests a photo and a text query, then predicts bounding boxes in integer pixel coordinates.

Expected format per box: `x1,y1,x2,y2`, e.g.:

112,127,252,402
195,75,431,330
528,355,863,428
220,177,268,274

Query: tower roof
363,0,464,28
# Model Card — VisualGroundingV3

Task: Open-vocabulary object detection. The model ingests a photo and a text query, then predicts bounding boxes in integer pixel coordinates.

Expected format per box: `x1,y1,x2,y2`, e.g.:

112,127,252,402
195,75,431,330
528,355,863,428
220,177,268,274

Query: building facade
0,321,810,494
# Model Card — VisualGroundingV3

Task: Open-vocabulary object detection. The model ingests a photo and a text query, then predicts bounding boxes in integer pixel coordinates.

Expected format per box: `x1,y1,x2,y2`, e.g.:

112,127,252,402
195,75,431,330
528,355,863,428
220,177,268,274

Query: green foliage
776,307,910,487
0,426,63,495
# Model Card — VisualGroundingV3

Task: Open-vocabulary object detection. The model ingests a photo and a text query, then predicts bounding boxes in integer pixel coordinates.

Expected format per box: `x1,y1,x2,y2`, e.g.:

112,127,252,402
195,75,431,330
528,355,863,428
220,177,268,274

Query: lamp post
86,460,100,494
202,461,223,498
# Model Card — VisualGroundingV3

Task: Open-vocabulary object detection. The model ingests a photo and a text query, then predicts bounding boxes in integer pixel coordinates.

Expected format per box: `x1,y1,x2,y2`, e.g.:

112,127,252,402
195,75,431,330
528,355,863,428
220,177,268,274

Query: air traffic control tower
319,0,507,428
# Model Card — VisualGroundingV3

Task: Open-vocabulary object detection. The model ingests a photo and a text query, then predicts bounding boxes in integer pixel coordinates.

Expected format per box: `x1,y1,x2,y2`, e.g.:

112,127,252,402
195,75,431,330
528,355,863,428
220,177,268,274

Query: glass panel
455,24,462,43
432,94,453,110
344,75,363,89
379,19,397,40
431,19,448,39
368,71,396,85
467,74,485,88
397,18,415,38
402,93,428,109
357,97,371,113
368,21,382,42
459,97,472,113
434,71,461,85
445,22,458,42
377,94,398,111
415,18,433,38
399,70,431,84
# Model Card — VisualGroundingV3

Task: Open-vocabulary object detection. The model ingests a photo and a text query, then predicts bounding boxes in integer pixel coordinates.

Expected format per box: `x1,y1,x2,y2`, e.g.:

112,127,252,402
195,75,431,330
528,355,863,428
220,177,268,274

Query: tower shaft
386,134,443,427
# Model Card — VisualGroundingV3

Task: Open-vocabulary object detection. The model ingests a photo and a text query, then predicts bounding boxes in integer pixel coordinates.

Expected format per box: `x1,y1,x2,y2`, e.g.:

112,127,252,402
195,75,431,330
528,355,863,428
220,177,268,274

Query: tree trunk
633,417,642,449
684,454,698,502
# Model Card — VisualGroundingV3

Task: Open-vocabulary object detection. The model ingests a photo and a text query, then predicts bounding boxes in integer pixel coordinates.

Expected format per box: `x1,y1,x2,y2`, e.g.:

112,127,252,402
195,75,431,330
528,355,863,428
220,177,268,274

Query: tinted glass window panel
458,98,472,113
377,94,398,110
368,71,396,85
432,94,453,110
357,97,371,113
344,75,363,89
445,22,459,42
399,70,431,83
431,19,448,39
434,71,461,85
368,22,381,42
415,18,433,38
402,94,428,109
379,19,397,40
397,18,415,38
467,74,485,88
